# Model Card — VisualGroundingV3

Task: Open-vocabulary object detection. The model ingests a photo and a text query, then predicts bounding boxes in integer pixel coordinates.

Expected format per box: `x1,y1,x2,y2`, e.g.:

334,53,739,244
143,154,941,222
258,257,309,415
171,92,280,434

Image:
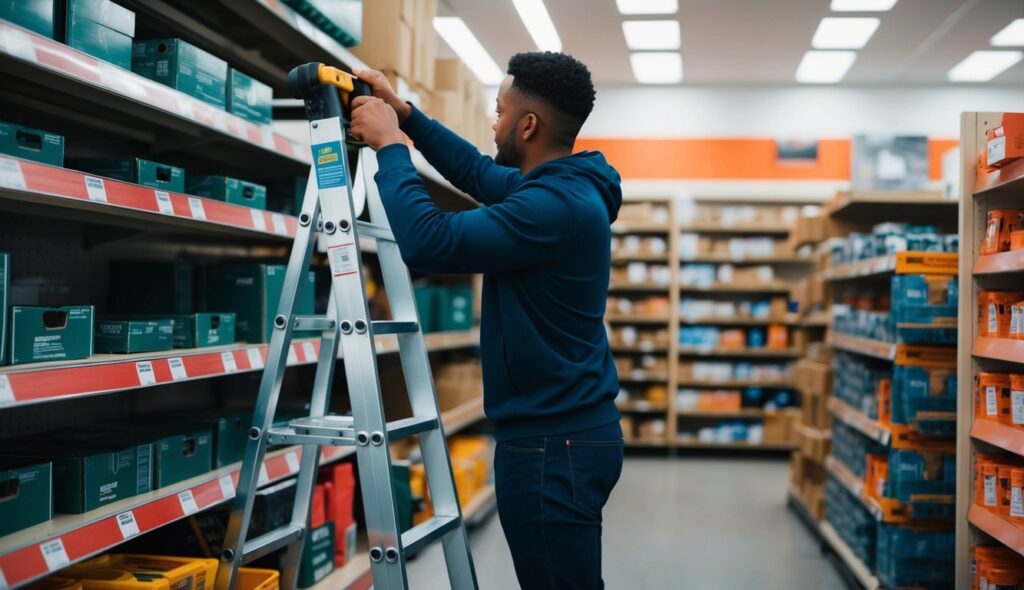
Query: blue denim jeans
494,421,624,589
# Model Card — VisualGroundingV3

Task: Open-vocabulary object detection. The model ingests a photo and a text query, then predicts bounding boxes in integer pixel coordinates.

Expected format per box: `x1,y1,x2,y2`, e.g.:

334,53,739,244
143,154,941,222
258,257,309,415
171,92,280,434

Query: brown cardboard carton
795,423,831,462
801,392,831,431
351,2,413,78
435,59,467,93
432,90,465,137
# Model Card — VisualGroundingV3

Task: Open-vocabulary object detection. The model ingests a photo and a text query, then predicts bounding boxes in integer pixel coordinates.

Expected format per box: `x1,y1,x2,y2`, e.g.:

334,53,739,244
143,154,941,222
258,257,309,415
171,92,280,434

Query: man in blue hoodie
350,52,622,589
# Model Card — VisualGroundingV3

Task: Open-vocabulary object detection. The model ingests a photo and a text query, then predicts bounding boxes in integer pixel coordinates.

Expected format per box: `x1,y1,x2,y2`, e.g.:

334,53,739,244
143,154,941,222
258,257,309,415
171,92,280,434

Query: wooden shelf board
676,379,795,389
827,398,891,445
975,250,1024,275
828,333,897,361
678,282,793,294
820,522,882,590
678,315,801,327
677,347,801,358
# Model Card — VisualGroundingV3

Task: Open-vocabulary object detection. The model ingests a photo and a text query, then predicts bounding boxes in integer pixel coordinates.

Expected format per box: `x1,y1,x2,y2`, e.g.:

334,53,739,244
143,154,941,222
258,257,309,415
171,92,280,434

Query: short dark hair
507,52,595,135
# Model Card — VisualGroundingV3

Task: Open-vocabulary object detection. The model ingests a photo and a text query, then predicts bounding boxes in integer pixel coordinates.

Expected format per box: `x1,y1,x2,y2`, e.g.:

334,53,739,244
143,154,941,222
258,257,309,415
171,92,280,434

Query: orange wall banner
574,137,957,181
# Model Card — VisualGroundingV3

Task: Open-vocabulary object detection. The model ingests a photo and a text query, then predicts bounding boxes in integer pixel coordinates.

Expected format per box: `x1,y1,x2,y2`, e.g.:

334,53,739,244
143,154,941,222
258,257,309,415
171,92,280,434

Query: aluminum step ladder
214,63,478,590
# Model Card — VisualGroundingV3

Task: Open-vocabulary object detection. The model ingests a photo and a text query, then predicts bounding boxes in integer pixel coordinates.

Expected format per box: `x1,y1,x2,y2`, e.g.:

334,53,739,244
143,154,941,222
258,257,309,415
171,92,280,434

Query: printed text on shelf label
0,375,14,405
221,351,238,373
302,342,317,362
247,347,264,369
188,197,207,220
219,474,236,500
168,357,188,380
135,361,157,386
285,451,300,472
0,157,27,190
116,511,141,539
40,539,70,571
84,176,107,203
178,490,199,514
155,190,174,215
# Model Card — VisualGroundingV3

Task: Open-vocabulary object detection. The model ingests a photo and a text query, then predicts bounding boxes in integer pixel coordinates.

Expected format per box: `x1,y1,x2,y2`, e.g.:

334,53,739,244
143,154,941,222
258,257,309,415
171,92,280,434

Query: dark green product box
110,261,193,315
227,68,273,125
5,439,152,513
167,411,247,467
437,287,473,332
205,265,314,344
0,0,58,38
64,0,135,69
0,120,64,166
0,457,52,536
90,423,213,488
10,305,94,365
413,285,438,333
0,252,8,365
266,177,308,216
282,0,361,47
298,521,335,588
187,175,267,211
168,312,235,348
392,462,413,532
132,38,228,108
68,157,185,193
94,318,174,353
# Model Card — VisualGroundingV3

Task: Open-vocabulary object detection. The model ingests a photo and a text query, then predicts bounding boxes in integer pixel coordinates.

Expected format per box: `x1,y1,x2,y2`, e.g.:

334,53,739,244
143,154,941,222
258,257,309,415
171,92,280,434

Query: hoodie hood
528,151,623,223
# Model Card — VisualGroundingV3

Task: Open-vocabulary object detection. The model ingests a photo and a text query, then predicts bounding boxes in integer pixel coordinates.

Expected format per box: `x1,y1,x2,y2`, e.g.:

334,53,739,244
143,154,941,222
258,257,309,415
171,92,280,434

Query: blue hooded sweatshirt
373,106,622,442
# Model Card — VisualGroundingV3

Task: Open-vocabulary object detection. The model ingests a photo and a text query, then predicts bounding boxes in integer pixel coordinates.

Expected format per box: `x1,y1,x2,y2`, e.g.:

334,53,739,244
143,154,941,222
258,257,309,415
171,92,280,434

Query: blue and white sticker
311,141,347,189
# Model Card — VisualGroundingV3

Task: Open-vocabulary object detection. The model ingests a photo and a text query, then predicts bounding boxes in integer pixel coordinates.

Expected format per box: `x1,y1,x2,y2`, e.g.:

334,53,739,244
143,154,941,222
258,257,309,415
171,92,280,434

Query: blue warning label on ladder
311,141,346,189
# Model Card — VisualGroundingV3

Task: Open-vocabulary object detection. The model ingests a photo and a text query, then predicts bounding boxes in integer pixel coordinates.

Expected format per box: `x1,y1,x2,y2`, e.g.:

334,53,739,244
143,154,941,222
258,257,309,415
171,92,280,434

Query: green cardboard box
168,411,247,467
413,285,438,333
392,461,413,532
132,38,228,108
0,120,64,166
6,439,152,513
10,305,94,365
168,312,235,348
0,457,52,535
205,265,314,344
94,318,174,353
110,261,194,315
437,287,473,332
227,68,273,125
90,423,213,488
187,175,267,211
0,252,8,365
266,177,308,216
65,0,135,69
68,157,185,193
298,521,335,588
0,0,58,38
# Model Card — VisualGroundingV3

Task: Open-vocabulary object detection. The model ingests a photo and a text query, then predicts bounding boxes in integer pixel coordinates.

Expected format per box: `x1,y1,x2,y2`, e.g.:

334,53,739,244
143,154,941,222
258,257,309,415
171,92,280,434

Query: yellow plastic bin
76,555,218,589
24,576,83,590
236,568,280,590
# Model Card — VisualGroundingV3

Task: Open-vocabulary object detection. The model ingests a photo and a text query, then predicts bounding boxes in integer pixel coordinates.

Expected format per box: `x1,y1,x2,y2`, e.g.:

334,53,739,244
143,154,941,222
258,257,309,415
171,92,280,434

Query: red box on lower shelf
321,462,357,566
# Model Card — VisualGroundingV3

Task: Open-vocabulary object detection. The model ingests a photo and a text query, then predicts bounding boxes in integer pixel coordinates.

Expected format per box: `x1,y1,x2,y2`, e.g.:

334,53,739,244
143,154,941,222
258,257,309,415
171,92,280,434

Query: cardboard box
94,318,175,353
795,423,831,463
0,120,64,166
90,423,213,488
65,0,136,69
410,0,437,91
187,175,267,210
435,58,467,93
298,522,336,588
794,359,832,397
204,264,314,344
763,409,800,444
431,90,464,137
169,412,248,467
0,457,52,536
110,261,194,314
69,157,185,192
10,305,94,364
0,252,8,365
227,68,273,125
986,113,1024,169
433,360,482,410
132,38,228,108
0,0,57,37
168,312,236,348
801,391,831,431
350,0,412,79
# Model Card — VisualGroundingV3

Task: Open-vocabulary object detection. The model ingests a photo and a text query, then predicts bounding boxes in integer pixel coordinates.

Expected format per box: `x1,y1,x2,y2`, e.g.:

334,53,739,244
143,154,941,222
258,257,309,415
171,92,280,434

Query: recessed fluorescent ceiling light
615,0,678,15
812,18,880,49
830,0,897,11
991,19,1024,47
630,52,683,84
795,50,857,83
512,0,562,52
947,50,1024,82
622,20,681,50
433,17,504,85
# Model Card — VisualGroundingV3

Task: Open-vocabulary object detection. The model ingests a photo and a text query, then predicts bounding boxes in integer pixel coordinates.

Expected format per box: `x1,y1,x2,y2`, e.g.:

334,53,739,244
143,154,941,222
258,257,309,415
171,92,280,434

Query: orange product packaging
982,462,1000,509
1012,468,1024,521
986,113,1024,169
696,391,741,411
977,372,1012,422
1012,374,1024,427
1011,304,1022,340
980,563,1024,590
877,378,892,426
982,209,1024,254
999,465,1014,516
979,291,1024,338
1012,231,1024,251
718,329,745,349
645,384,668,405
766,324,788,349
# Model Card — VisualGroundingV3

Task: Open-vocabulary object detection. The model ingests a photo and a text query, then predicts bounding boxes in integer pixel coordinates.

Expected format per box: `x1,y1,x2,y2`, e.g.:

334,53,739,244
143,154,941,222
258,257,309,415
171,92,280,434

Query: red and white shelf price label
285,451,300,473
0,375,14,405
0,565,8,589
250,209,267,232
287,345,299,365
39,539,70,572
178,490,199,515
116,510,141,539
187,197,207,221
135,361,157,386
247,347,264,369
155,190,174,215
175,96,195,119
219,474,236,500
260,126,275,150
168,357,188,381
271,213,288,236
221,351,238,373
84,176,107,203
1,25,36,62
0,157,26,190
302,342,317,362
258,463,270,486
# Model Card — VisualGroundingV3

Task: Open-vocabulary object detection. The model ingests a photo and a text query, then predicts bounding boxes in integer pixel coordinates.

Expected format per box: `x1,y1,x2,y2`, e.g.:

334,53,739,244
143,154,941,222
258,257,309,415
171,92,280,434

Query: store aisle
408,456,843,589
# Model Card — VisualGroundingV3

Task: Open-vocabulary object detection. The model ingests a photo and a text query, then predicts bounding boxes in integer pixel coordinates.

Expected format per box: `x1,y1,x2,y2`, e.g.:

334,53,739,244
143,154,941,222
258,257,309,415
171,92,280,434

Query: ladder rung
293,315,335,331
266,426,354,447
401,515,461,558
387,416,439,440
355,221,395,242
242,522,305,563
372,320,419,335
291,415,355,436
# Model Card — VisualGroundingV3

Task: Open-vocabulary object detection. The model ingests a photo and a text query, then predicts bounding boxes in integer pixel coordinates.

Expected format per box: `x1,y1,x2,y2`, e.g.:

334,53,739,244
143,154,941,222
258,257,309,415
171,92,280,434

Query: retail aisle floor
408,456,844,589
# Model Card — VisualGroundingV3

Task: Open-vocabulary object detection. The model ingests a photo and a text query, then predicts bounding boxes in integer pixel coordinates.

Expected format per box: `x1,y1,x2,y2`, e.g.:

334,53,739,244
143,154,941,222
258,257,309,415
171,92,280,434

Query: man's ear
520,112,539,141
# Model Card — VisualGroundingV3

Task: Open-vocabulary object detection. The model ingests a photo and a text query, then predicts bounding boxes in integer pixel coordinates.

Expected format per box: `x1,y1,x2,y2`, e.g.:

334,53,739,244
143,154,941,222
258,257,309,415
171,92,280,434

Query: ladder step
266,425,354,447
242,522,306,563
387,416,439,440
401,515,462,558
355,221,395,242
292,315,335,331
291,415,355,436
372,320,419,335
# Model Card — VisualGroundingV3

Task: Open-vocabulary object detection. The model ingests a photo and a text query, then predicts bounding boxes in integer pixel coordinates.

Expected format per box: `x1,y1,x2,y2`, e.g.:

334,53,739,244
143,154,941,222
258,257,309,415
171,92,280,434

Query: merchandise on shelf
131,38,229,108
9,305,94,364
678,263,774,288
226,68,273,125
678,234,783,260
973,545,1024,590
678,360,791,383
677,325,789,350
432,359,482,410
187,175,267,210
618,383,668,407
0,0,58,37
795,423,831,463
833,351,890,418
982,209,1024,254
635,417,667,442
68,157,185,193
612,235,667,256
82,421,213,488
976,371,1013,425
414,284,474,333
319,462,357,567
0,456,52,536
282,0,362,47
610,262,671,286
676,201,801,228
608,295,671,318
763,409,801,444
676,390,741,412
979,290,1024,338
110,261,194,315
891,274,958,326
165,411,248,468
0,252,7,365
679,420,764,445
608,326,670,349
678,296,790,322
64,0,136,69
892,364,956,435
64,554,219,588
94,318,175,354
167,312,236,348
829,223,958,266
983,113,1024,169
299,521,336,587
0,119,64,166
974,453,1024,521
826,476,877,570
616,354,669,380
832,421,884,478
877,448,956,510
875,524,954,589
204,264,314,344
616,201,669,225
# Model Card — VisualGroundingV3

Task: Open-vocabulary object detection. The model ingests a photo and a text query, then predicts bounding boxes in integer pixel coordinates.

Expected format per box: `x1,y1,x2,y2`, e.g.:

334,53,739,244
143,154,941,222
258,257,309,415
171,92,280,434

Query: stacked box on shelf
833,351,889,419
875,524,954,589
880,448,956,516
826,476,877,570
892,362,957,437
832,421,883,478
281,0,362,47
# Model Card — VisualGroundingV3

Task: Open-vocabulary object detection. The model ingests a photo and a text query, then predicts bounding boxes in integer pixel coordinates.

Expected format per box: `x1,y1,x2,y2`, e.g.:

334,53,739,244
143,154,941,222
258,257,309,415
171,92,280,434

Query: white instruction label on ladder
221,351,238,373
0,375,14,405
168,357,188,381
84,176,107,203
135,361,157,386
39,539,70,572
250,209,267,232
0,157,26,190
285,451,300,473
116,511,141,539
302,342,317,362
247,348,264,369
155,191,174,215
219,474,236,500
188,197,207,220
327,243,358,277
178,490,199,515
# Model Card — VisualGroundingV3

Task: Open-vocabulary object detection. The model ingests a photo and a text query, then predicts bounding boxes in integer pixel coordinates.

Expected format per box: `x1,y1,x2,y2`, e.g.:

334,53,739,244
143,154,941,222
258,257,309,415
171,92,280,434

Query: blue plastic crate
892,365,957,425
875,524,954,588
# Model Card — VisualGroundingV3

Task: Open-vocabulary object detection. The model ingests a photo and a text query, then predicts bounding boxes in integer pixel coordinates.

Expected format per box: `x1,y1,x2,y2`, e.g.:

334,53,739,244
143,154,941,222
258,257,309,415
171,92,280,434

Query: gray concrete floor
407,456,845,589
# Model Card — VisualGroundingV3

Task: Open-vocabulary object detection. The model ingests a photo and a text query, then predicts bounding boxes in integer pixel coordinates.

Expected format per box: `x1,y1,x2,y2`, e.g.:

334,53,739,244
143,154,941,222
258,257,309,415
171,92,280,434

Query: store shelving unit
956,111,1024,588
